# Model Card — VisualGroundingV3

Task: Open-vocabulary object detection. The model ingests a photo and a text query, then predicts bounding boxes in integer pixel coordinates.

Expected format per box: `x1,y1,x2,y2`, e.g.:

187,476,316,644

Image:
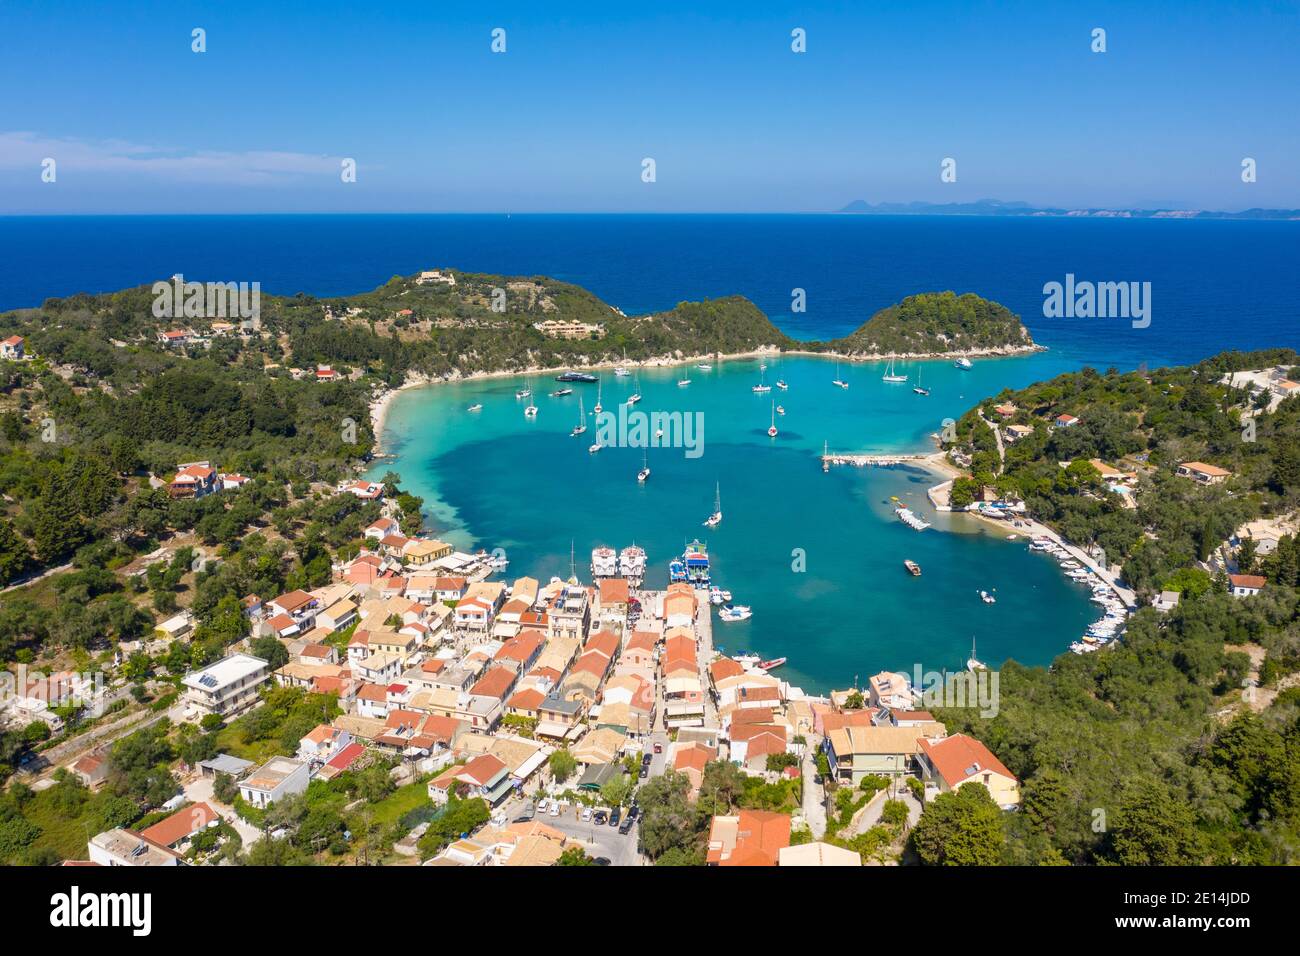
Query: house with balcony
182,653,269,718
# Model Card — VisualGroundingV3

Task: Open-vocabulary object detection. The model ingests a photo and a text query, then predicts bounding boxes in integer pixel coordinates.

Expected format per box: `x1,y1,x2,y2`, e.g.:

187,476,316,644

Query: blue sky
1,0,1297,213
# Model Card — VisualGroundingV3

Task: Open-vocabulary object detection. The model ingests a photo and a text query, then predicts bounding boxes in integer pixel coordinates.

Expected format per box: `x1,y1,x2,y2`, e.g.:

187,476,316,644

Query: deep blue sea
2,214,1296,690
1,214,1297,368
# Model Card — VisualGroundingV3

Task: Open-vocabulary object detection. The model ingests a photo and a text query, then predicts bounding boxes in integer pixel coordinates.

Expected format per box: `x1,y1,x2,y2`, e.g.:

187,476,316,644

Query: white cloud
0,131,343,184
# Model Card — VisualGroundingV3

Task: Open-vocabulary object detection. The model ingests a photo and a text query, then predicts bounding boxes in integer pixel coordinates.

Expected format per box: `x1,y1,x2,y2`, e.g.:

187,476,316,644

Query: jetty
822,452,932,469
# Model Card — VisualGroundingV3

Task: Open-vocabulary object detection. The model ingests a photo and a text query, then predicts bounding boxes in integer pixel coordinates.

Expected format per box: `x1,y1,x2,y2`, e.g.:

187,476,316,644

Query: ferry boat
966,638,987,671
904,559,921,576
550,387,573,397
709,585,732,605
954,357,973,370
758,657,786,671
882,356,908,383
637,449,650,483
591,546,618,578
832,361,849,388
467,403,483,412
683,539,711,585
703,483,722,528
619,545,647,585
767,401,778,438
556,371,598,383
776,380,788,390
979,590,996,604
718,603,752,622
571,399,587,436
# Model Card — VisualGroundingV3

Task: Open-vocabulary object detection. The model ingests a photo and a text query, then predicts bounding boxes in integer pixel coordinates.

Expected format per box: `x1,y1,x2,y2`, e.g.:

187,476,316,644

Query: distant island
837,199,1300,220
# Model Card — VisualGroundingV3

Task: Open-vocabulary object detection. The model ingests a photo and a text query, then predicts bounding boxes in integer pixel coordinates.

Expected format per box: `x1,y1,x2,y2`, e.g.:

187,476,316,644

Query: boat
637,449,650,483
776,379,788,390
678,368,691,387
892,498,932,531
731,653,761,667
718,603,752,622
626,375,642,406
979,590,996,604
904,559,921,576
524,401,538,418
767,401,778,438
614,349,630,376
591,546,618,578
709,585,732,605
752,367,771,393
955,357,972,370
912,366,930,396
668,558,687,583
588,441,603,453
832,361,849,388
776,405,785,415
758,657,786,671
550,387,573,397
593,379,603,415
683,539,710,585
619,545,647,584
966,638,987,672
467,403,483,412
515,385,531,399
487,552,509,569
760,363,766,372
697,363,713,371
704,483,722,528
556,371,598,383
882,355,908,383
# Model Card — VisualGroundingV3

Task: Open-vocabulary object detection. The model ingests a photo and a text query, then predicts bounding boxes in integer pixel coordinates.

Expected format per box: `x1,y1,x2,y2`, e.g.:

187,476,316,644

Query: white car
535,799,548,814
581,807,592,822
549,803,559,817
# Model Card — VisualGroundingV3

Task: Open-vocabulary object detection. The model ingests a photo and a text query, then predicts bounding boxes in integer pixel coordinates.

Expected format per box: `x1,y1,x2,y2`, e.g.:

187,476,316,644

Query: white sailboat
626,374,642,406
678,368,691,386
593,378,603,415
966,637,987,672
882,355,908,383
571,398,587,436
832,361,849,388
752,367,771,393
704,483,722,528
523,378,538,417
636,449,650,483
615,349,630,376
767,401,778,438
912,365,930,396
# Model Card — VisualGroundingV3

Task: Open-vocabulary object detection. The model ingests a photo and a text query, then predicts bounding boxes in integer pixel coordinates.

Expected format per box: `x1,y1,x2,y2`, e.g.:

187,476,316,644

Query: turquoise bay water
373,353,1098,692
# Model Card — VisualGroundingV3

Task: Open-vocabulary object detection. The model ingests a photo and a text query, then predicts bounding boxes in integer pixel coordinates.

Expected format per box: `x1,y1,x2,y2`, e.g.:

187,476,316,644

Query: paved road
800,745,826,838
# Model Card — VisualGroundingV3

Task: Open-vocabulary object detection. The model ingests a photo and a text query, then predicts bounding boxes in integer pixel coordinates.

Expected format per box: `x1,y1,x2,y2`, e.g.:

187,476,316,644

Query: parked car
653,742,663,754
535,799,548,814
593,856,611,866
618,817,634,835
610,807,621,825
582,807,592,822
641,753,653,765
638,766,649,778
593,810,608,825
549,802,559,817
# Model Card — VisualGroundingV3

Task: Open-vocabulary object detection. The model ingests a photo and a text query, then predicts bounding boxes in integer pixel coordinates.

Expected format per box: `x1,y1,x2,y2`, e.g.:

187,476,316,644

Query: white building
182,654,269,718
88,829,182,866
238,756,310,809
